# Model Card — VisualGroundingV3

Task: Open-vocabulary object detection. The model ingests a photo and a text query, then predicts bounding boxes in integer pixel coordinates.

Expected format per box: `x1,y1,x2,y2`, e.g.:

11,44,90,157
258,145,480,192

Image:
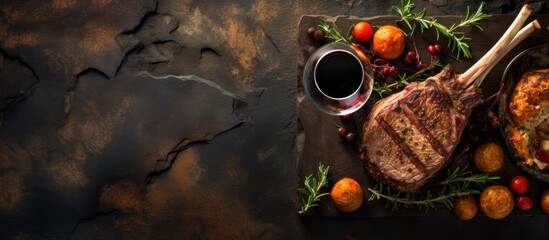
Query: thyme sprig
317,19,353,44
298,162,330,214
393,0,487,59
367,166,499,211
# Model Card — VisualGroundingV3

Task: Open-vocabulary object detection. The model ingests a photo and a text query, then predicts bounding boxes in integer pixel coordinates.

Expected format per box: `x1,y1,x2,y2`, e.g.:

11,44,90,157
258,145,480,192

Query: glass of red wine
303,42,373,115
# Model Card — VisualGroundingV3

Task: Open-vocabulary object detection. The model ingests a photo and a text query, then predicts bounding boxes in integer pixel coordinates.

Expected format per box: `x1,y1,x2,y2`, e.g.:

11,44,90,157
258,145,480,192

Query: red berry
515,195,534,211
535,149,549,163
510,175,529,194
416,61,426,70
428,44,442,55
389,66,398,77
427,45,436,55
434,44,442,54
337,125,348,138
307,27,316,38
313,30,325,42
340,114,352,122
380,67,390,77
402,56,413,65
402,51,416,65
345,132,356,143
406,51,416,59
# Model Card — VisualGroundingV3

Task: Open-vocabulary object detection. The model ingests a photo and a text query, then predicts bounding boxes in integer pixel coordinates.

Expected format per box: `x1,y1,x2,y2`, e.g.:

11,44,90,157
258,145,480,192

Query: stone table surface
1,0,548,239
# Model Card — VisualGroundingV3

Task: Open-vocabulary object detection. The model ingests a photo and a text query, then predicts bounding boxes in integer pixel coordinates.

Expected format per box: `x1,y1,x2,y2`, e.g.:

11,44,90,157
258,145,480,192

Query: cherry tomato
509,175,529,194
352,21,374,43
515,195,533,211
541,190,549,214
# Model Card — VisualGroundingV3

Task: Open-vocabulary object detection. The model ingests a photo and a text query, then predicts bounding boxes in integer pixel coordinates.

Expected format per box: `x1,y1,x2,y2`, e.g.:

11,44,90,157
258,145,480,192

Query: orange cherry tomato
352,21,374,43
541,190,549,214
372,25,405,60
331,177,364,212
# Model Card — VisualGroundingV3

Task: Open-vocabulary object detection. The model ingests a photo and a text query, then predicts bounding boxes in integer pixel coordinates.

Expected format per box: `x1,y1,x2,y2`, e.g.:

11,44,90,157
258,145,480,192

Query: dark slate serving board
296,14,549,217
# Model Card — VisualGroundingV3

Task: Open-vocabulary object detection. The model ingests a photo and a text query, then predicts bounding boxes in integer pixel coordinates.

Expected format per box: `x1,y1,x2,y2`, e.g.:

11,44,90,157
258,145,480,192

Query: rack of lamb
360,4,541,193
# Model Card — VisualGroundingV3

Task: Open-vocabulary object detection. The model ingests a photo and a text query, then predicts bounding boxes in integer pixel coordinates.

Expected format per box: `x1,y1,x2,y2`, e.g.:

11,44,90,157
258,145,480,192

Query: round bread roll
479,185,514,219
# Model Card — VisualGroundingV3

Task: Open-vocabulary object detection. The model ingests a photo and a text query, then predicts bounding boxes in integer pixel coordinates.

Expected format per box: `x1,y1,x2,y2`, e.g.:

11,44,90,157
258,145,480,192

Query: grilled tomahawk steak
360,4,540,193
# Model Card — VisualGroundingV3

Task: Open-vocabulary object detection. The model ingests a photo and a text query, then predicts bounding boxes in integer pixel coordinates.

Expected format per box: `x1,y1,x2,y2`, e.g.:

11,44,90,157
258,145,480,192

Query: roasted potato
453,195,478,221
479,185,514,219
474,142,504,173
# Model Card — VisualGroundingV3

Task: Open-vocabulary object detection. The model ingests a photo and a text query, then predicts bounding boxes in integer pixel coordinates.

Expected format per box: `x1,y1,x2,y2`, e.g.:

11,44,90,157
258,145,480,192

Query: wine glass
303,42,374,115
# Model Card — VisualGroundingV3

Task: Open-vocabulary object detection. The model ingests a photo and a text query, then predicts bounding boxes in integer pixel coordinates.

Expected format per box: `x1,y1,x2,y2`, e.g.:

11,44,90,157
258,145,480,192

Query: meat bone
461,4,541,88
359,4,540,193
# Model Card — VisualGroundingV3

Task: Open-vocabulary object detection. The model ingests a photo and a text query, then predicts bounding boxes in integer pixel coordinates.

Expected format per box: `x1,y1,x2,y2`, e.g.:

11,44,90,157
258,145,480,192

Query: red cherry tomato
515,195,533,211
352,22,374,43
510,175,529,194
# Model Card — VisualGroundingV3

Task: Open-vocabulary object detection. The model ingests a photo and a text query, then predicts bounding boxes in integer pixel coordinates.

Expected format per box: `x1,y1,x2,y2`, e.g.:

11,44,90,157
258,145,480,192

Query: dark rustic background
1,0,548,239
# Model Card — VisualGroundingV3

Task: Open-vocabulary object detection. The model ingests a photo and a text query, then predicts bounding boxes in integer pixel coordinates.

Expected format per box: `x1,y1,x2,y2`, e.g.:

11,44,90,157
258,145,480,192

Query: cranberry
434,44,442,54
402,51,416,65
510,175,529,194
340,114,352,122
345,132,356,143
337,125,348,138
307,27,317,38
535,149,549,163
427,44,442,55
416,61,426,70
515,195,534,211
313,30,325,42
380,67,390,77
406,50,416,59
389,66,399,77
402,56,413,65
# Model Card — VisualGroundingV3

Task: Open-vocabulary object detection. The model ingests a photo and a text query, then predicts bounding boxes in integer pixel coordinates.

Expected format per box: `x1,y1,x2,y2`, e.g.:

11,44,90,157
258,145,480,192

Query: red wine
314,51,363,99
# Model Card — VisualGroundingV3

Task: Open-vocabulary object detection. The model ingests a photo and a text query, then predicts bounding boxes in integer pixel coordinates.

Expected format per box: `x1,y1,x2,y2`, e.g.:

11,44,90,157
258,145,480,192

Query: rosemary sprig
439,167,500,186
318,20,353,44
298,162,330,214
368,182,478,212
393,0,487,59
367,166,499,211
373,59,444,97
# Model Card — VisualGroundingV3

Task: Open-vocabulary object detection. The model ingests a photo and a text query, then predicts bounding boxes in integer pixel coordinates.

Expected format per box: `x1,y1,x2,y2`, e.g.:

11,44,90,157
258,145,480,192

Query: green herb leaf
298,162,330,214
367,166,498,211
393,0,487,59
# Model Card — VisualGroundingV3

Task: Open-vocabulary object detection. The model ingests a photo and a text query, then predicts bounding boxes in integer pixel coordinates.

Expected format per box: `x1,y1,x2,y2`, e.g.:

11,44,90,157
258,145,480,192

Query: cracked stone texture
0,0,548,239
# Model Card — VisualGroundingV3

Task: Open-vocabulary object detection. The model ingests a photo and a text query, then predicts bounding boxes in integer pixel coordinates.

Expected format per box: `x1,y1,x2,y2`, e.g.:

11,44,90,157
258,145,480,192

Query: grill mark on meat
360,6,537,192
375,115,426,172
401,96,450,159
